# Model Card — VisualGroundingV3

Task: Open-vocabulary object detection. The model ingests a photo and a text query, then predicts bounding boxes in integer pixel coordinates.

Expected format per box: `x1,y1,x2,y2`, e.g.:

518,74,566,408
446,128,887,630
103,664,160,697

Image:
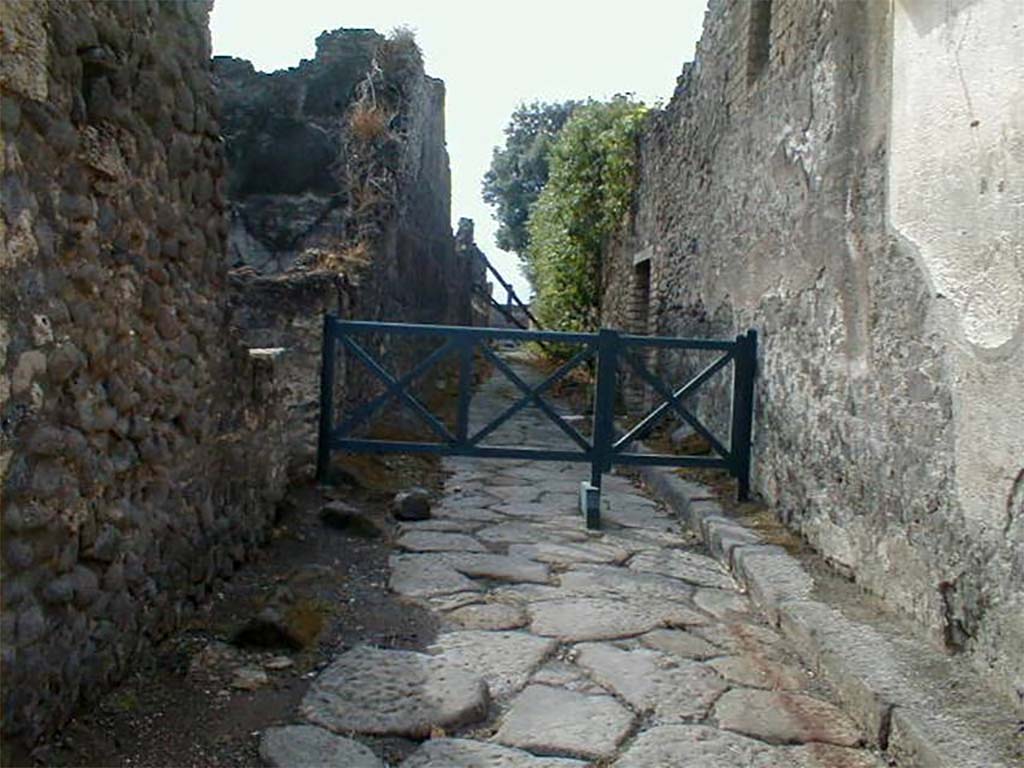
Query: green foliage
526,97,647,336
482,100,580,258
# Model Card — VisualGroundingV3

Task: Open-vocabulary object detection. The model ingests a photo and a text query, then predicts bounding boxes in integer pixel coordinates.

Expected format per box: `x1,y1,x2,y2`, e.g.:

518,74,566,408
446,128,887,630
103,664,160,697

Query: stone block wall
1,0,289,745
602,0,1023,704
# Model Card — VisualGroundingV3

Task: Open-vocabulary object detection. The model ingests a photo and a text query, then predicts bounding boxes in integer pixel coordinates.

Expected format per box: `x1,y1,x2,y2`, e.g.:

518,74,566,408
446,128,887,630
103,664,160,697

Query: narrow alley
264,351,886,767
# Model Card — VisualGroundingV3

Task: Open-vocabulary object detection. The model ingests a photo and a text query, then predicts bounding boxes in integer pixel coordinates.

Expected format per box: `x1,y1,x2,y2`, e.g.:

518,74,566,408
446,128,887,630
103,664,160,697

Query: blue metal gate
316,318,756,529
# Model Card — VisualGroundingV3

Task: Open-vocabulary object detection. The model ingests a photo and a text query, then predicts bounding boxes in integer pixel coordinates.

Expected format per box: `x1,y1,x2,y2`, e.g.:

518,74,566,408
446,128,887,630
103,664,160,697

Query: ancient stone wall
216,30,482,469
602,0,1023,704
2,0,289,746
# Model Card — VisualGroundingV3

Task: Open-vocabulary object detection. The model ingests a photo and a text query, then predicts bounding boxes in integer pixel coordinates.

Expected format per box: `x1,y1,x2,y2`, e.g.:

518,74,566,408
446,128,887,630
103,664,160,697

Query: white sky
210,0,707,300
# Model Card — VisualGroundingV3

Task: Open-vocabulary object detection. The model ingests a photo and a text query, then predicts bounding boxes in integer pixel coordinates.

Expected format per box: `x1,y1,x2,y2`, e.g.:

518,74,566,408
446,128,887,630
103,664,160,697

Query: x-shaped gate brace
317,318,757,529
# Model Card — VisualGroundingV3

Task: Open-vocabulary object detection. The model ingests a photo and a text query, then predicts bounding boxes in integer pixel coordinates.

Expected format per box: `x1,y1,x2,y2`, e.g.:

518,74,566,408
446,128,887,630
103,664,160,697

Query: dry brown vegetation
348,102,392,142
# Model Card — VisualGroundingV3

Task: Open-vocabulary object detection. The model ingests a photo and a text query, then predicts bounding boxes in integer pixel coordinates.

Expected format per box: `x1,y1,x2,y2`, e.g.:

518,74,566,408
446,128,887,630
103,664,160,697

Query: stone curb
637,464,1022,768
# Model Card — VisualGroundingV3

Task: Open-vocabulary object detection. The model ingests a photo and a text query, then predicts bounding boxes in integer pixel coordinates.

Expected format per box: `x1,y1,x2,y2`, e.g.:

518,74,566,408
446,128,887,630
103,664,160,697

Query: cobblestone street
260,355,887,767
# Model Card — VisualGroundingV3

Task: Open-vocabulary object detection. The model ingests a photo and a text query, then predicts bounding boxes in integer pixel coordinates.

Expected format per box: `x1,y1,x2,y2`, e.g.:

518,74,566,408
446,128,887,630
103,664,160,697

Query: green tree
526,97,647,336
482,100,580,259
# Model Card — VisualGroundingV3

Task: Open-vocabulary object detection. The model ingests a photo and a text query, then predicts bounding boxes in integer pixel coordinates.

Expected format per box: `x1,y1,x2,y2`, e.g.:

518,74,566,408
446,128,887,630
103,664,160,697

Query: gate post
730,329,757,501
582,328,619,529
316,315,337,484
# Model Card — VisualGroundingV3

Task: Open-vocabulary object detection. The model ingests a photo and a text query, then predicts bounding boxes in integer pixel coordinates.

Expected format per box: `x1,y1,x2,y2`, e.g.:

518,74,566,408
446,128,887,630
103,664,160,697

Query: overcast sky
210,1,707,299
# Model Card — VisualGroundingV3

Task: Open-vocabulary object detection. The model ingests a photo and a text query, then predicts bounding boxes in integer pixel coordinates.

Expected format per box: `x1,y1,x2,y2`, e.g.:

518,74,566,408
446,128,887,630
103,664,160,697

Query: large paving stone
491,501,578,520
477,521,587,545
601,503,674,530
259,725,384,768
446,601,528,630
640,628,723,660
400,518,481,533
444,552,552,584
613,725,885,768
530,660,608,694
530,597,694,641
430,630,556,697
693,586,752,617
301,646,489,738
389,554,482,598
557,565,699,607
575,642,727,720
708,655,811,690
783,744,889,768
435,504,508,523
612,724,775,767
714,689,863,747
628,549,735,589
508,540,631,565
494,684,634,760
397,530,489,553
486,484,546,503
402,739,587,767
692,620,786,658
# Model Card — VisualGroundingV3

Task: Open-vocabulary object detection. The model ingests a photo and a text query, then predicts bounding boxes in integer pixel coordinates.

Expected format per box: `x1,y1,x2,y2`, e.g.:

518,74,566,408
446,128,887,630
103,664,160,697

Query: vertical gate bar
729,329,758,501
456,335,473,446
586,328,619,529
316,314,337,484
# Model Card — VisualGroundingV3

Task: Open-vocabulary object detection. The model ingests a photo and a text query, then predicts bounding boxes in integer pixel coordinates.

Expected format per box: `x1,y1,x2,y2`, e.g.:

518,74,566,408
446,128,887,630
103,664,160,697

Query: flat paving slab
300,646,489,738
714,688,863,747
429,630,556,697
445,601,528,630
259,725,385,768
401,738,587,767
389,554,482,598
494,684,635,760
397,530,489,553
575,642,728,720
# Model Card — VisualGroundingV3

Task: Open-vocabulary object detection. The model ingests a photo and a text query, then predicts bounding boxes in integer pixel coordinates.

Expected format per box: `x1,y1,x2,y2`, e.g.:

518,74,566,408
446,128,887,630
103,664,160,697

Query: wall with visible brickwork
603,0,1023,705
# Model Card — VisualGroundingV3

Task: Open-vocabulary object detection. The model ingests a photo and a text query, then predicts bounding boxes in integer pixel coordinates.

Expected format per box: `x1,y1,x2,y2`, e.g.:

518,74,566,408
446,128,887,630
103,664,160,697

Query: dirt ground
5,453,445,768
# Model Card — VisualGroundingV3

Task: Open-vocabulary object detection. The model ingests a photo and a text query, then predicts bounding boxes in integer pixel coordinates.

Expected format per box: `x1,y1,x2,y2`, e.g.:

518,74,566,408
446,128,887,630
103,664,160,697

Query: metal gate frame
316,318,756,529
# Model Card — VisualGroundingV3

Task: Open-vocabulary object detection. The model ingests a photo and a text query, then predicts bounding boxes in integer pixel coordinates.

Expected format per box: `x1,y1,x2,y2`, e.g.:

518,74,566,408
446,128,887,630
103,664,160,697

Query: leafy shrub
526,96,647,338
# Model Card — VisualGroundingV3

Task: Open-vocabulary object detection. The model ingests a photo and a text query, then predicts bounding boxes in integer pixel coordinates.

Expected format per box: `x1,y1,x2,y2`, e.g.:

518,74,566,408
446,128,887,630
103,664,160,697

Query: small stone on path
301,646,489,738
495,685,634,760
402,738,587,767
391,488,431,521
264,655,295,670
714,689,863,746
231,666,269,690
260,725,384,768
